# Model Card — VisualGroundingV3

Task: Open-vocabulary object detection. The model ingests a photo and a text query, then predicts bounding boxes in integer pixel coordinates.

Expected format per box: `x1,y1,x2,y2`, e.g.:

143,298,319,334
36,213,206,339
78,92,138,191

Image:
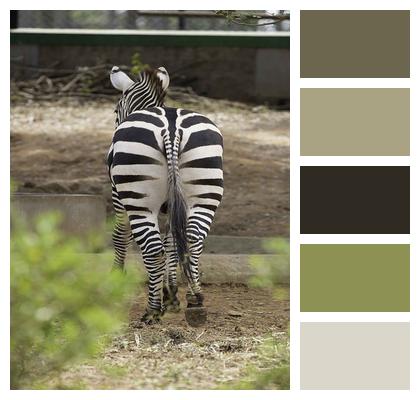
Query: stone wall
12,42,289,104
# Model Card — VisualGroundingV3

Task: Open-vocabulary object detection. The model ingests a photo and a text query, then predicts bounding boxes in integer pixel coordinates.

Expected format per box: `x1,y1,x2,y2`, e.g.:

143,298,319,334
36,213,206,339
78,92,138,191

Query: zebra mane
115,68,167,126
138,68,167,105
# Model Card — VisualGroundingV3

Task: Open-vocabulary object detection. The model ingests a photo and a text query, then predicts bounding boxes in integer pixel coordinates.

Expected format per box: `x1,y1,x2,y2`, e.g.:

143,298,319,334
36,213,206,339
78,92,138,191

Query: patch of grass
101,364,129,379
31,379,88,390
219,333,290,390
232,365,290,390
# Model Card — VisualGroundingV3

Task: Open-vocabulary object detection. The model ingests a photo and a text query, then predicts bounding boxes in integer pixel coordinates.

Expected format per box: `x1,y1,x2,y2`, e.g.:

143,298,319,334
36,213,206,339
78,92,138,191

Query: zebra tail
163,131,190,269
170,169,188,264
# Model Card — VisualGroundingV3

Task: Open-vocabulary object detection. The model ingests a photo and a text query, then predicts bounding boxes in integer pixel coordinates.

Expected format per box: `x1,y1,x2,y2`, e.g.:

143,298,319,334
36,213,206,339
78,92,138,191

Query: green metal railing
10,28,290,49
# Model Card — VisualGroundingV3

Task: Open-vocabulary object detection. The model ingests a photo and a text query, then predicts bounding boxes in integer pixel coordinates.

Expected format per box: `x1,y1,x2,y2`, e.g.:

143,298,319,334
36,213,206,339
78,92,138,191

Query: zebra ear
110,66,134,92
156,67,170,91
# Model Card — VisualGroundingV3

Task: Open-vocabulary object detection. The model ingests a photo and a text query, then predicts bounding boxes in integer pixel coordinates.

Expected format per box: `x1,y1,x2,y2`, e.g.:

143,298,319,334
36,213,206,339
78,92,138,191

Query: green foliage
250,238,289,300
10,212,140,389
130,52,149,76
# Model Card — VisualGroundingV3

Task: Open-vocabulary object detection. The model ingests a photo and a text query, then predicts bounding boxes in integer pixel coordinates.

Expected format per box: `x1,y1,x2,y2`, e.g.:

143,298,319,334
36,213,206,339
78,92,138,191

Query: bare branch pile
11,64,121,101
11,63,211,105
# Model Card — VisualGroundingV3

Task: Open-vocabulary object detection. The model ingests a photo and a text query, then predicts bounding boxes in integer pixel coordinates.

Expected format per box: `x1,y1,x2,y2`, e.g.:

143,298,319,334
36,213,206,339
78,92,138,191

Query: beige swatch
301,322,410,389
301,88,410,156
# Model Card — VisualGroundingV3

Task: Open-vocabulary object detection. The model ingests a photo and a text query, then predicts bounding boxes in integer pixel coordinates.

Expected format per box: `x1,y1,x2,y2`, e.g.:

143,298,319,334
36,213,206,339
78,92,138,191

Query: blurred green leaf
10,211,141,388
249,238,289,296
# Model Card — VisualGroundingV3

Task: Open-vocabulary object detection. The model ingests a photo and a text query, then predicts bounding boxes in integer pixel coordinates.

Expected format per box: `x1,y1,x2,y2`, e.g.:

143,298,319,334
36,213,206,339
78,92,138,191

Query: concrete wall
11,193,290,284
11,193,106,236
11,29,290,104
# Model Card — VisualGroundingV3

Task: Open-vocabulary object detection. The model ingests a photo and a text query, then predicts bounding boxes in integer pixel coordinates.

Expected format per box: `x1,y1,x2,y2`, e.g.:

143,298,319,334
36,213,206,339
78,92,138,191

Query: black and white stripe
108,67,223,321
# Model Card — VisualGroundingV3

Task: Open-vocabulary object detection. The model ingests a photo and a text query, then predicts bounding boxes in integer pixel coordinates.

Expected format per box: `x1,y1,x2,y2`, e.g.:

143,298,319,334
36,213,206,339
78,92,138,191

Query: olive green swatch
301,10,410,78
301,244,410,312
300,88,410,156
301,322,410,389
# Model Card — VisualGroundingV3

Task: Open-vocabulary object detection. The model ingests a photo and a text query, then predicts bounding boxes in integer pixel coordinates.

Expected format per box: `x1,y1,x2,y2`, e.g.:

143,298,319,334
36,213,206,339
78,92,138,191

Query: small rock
228,310,242,317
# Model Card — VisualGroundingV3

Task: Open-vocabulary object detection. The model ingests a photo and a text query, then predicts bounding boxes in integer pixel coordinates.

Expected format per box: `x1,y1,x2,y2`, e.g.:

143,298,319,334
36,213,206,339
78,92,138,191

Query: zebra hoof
185,307,207,327
163,286,180,313
137,309,162,326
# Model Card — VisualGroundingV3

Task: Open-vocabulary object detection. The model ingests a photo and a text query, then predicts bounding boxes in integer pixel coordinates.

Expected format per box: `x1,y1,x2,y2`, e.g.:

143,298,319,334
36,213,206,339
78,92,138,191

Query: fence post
10,10,18,29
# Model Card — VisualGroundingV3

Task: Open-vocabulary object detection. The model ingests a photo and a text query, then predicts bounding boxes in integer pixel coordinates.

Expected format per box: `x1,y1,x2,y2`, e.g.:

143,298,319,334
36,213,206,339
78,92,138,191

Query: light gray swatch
301,322,410,389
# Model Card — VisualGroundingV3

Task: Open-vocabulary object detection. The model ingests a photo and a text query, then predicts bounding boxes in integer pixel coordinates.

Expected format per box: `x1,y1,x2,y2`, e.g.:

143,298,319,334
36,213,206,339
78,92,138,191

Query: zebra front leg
112,214,133,271
140,246,166,324
111,188,133,271
162,232,181,312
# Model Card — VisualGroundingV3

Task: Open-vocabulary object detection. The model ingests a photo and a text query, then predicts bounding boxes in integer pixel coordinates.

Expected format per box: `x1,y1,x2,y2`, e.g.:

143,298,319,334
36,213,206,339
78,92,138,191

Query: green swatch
300,244,410,312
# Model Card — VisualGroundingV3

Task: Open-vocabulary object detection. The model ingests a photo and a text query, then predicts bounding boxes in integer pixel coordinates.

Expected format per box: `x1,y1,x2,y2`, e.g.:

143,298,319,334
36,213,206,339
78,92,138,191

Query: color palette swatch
300,166,410,234
300,10,410,78
300,244,410,312
300,88,410,156
299,9,410,390
300,323,410,389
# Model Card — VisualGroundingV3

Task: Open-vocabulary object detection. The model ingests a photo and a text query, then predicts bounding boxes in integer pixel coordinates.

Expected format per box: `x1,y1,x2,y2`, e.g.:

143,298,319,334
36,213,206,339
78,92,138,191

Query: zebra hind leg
129,214,166,325
162,232,181,313
182,236,207,327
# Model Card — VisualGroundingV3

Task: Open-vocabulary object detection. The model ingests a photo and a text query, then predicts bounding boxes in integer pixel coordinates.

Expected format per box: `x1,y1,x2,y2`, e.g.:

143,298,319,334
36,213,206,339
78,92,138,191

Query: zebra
107,65,223,326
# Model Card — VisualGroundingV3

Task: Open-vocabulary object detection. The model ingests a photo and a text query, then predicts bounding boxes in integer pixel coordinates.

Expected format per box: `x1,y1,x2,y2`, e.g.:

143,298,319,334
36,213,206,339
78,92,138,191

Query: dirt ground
31,285,289,390
11,97,290,237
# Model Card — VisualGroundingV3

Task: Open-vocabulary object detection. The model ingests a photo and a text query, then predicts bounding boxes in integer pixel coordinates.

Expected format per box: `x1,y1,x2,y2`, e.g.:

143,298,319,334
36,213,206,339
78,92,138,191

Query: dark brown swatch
300,10,410,78
300,167,410,234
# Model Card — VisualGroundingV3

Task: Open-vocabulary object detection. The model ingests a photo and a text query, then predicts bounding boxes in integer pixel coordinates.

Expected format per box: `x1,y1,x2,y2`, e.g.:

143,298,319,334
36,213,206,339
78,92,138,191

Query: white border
289,4,300,391
3,0,420,399
300,235,411,244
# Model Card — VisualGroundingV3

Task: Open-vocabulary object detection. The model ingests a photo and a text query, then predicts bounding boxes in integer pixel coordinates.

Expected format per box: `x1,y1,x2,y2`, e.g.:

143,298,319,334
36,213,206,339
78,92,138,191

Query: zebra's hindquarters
108,107,223,324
